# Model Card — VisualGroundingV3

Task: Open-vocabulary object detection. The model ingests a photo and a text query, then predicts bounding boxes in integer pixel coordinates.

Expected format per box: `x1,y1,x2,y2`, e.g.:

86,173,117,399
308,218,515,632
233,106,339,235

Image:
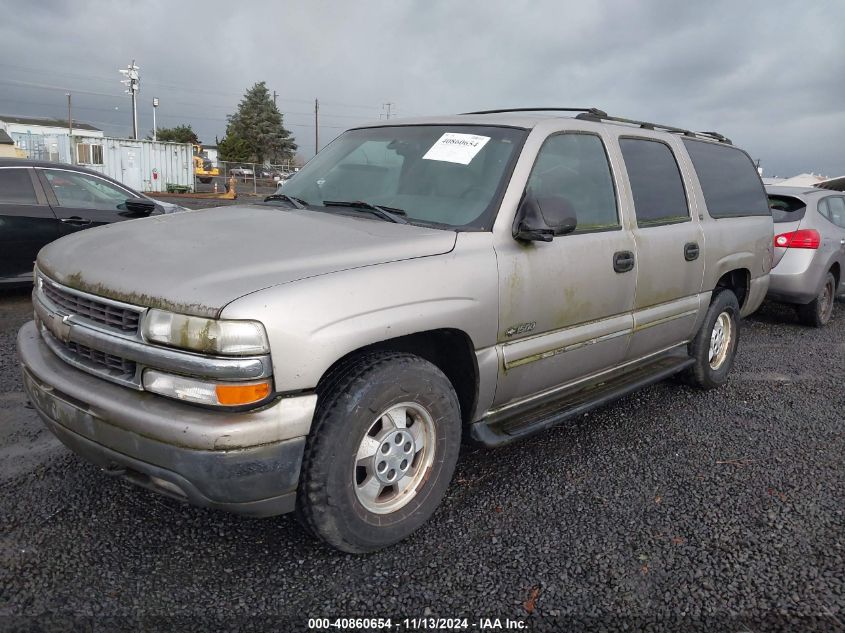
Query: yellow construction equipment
193,144,220,184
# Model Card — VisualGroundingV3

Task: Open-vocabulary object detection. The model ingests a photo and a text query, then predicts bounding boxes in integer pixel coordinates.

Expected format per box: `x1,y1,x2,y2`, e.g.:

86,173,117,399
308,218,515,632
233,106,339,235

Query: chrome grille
40,277,142,334
64,340,137,376
39,325,139,386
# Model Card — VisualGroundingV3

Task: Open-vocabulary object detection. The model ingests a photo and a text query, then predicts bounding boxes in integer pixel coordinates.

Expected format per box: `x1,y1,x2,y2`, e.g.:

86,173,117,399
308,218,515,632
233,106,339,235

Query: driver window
527,133,619,233
43,170,131,211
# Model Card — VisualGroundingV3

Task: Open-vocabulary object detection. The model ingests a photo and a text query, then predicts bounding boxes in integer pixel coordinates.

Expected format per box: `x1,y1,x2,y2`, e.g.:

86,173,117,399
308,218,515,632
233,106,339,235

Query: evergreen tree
149,124,199,144
218,133,251,163
224,82,297,164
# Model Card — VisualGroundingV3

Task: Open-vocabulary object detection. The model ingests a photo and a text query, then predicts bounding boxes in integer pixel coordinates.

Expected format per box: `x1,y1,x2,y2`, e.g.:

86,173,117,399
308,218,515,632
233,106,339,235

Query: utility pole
314,98,319,155
66,93,72,137
152,97,159,141
382,102,393,120
67,93,73,164
119,60,140,140
273,90,278,107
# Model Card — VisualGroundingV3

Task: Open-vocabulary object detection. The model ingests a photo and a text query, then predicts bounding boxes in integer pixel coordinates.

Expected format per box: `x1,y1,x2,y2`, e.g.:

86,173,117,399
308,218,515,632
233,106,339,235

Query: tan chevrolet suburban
18,108,773,552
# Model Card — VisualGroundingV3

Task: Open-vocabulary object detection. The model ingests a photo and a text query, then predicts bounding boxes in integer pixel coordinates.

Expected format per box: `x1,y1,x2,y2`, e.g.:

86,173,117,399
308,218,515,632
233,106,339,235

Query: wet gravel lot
0,289,842,632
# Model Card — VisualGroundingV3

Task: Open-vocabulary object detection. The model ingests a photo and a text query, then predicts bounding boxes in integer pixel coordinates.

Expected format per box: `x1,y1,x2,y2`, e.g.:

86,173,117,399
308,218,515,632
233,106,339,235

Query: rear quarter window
768,195,806,223
682,139,769,218
0,168,38,205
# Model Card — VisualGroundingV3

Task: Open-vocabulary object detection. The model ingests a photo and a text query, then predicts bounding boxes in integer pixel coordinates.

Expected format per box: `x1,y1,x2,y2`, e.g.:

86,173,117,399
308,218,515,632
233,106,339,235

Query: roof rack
574,111,732,145
461,107,732,145
461,107,608,117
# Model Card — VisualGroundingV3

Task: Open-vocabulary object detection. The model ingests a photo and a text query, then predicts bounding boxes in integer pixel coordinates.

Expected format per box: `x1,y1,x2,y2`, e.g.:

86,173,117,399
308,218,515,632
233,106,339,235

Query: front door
493,131,637,408
615,135,705,360
36,168,147,237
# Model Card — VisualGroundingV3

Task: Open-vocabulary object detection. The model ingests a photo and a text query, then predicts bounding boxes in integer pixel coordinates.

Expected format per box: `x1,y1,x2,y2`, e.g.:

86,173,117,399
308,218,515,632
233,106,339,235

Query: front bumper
17,321,317,517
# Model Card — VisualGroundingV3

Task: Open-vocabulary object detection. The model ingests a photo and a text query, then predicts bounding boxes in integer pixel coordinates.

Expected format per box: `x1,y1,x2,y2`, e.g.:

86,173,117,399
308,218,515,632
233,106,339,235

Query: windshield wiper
322,200,408,224
263,194,307,209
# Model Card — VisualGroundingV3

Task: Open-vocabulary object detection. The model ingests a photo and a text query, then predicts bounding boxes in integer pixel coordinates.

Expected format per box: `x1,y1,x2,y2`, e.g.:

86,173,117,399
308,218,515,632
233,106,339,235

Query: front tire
296,352,461,553
685,289,740,390
796,272,835,327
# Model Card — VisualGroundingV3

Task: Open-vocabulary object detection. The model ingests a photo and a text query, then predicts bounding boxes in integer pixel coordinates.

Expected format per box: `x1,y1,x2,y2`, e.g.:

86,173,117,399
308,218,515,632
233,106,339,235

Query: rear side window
768,195,806,223
682,139,769,218
819,196,845,229
619,138,689,227
0,168,38,205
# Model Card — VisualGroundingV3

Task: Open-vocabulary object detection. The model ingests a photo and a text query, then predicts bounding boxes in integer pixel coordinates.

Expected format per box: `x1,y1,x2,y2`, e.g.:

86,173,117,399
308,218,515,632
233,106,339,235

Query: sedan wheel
797,272,836,327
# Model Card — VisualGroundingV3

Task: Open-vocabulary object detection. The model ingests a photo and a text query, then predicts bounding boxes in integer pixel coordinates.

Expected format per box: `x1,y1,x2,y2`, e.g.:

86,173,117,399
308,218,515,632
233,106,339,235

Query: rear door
36,167,147,237
0,166,59,282
615,135,705,360
818,196,845,293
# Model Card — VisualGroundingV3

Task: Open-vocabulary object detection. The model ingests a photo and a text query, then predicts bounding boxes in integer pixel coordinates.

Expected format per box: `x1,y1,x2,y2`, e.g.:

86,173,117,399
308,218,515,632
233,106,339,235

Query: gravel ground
0,291,842,632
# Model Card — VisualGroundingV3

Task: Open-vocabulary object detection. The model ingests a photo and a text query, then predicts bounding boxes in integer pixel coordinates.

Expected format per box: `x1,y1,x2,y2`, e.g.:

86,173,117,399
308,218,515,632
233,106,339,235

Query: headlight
143,369,272,407
142,309,269,356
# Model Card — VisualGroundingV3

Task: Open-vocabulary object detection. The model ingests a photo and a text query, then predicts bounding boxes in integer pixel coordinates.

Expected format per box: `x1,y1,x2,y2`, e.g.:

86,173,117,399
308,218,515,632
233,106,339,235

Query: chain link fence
193,159,299,196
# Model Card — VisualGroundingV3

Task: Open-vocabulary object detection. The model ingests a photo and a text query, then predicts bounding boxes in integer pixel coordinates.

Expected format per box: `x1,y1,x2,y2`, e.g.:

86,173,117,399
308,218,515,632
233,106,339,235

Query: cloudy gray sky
1,0,842,176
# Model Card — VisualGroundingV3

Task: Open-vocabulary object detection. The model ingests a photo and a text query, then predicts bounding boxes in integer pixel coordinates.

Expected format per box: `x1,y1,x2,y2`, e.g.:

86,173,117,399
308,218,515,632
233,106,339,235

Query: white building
0,114,193,192
0,114,103,162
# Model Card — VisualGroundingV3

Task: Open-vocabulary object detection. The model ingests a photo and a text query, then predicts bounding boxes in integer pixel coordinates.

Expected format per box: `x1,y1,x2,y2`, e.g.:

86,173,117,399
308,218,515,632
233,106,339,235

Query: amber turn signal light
215,381,272,406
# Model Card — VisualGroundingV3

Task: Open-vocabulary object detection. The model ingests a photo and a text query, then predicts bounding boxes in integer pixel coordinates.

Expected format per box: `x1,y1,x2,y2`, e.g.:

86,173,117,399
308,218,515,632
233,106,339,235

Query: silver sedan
766,185,845,326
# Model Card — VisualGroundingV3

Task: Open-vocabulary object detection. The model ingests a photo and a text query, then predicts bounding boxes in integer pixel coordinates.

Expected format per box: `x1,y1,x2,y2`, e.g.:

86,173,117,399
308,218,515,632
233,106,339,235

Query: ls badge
505,322,536,337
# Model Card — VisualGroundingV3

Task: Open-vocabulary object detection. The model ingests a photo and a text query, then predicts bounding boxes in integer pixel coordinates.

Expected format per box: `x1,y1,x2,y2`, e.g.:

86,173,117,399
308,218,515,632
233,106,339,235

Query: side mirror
512,192,577,242
123,197,157,216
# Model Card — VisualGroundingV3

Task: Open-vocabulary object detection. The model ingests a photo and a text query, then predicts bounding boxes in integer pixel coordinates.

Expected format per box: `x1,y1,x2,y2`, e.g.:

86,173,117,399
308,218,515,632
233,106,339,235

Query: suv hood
37,205,457,318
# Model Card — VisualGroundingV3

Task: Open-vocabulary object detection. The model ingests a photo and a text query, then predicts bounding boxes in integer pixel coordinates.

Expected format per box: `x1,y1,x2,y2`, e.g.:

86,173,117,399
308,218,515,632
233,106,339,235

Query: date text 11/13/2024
307,617,528,630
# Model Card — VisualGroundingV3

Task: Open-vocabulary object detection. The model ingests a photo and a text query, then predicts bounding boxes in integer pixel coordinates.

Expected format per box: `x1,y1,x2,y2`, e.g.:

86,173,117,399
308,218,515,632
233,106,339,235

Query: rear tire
296,352,461,553
684,289,740,390
796,272,835,327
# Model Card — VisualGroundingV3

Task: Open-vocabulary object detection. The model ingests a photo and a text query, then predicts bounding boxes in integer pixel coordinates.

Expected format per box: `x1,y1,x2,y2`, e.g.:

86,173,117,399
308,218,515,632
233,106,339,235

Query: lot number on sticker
423,133,491,165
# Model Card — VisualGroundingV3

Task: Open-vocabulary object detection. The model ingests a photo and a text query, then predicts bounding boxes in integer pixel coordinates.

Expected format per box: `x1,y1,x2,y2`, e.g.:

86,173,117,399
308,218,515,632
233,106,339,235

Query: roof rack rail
574,111,732,144
460,108,732,145
461,107,608,117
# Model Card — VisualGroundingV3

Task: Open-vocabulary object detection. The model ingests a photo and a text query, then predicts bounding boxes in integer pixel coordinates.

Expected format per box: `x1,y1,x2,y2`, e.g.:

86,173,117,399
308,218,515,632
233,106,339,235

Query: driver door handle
613,250,635,273
60,217,93,226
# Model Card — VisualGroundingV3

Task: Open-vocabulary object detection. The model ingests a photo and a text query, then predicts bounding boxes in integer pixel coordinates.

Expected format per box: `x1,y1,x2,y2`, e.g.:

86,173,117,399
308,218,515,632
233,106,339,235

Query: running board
470,352,694,447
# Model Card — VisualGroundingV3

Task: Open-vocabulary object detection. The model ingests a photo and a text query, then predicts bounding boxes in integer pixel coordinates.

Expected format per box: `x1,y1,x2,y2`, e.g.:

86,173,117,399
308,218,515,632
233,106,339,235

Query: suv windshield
278,125,527,229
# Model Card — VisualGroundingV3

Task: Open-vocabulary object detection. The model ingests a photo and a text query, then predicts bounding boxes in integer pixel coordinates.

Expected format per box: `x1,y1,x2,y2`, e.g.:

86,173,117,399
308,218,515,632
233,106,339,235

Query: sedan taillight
774,229,820,249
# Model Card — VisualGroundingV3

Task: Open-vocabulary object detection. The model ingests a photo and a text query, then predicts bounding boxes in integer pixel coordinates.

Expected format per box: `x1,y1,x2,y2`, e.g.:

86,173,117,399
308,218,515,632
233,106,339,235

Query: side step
470,352,694,447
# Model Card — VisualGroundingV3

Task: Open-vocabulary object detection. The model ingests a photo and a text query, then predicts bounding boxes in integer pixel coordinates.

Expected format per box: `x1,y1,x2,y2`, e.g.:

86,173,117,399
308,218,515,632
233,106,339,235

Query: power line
0,79,378,121
0,61,382,110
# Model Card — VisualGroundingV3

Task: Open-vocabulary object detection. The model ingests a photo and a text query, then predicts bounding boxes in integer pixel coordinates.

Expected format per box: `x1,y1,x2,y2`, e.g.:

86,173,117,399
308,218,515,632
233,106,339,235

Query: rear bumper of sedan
767,248,826,305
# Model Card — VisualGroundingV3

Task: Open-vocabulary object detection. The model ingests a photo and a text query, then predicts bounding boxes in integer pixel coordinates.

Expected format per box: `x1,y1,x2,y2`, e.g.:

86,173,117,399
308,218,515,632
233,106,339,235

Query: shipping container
73,136,193,193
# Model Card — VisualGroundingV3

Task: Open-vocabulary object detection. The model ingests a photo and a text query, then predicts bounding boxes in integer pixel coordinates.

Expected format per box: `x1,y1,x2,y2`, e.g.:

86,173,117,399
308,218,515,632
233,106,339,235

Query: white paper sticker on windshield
422,133,491,165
